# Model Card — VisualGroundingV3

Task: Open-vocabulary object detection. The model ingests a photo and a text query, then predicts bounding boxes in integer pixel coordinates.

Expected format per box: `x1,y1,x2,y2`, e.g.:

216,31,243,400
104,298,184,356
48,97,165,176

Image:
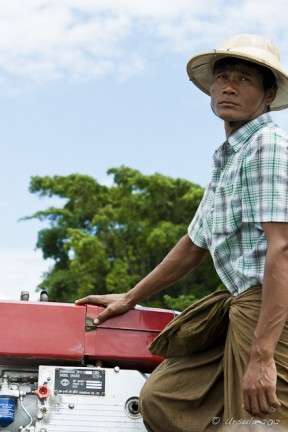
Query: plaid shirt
188,113,288,295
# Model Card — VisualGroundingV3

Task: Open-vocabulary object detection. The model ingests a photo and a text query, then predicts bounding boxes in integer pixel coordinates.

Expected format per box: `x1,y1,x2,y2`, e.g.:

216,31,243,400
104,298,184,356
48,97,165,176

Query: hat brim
187,50,288,111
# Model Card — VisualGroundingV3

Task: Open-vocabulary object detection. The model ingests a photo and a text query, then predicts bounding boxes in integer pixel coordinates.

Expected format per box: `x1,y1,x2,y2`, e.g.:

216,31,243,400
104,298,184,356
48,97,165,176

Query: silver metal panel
35,366,148,432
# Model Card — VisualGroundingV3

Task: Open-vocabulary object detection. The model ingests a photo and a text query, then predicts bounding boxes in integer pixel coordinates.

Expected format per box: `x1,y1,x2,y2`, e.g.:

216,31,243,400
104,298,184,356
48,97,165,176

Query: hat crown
221,34,280,63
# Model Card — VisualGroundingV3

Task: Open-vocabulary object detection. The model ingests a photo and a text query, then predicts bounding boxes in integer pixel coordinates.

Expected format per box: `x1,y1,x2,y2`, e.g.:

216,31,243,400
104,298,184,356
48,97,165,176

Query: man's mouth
219,100,239,106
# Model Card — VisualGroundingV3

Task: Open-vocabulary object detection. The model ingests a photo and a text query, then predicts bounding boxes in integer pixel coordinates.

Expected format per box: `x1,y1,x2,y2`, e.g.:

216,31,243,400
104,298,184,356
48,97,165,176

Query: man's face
210,61,272,125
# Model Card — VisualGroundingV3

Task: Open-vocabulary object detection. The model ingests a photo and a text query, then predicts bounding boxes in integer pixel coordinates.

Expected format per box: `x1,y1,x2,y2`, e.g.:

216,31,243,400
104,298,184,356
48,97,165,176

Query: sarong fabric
139,286,288,431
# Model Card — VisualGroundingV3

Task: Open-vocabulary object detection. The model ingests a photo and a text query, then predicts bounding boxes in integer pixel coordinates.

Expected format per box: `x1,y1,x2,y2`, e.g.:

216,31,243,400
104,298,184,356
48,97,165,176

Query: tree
26,166,221,308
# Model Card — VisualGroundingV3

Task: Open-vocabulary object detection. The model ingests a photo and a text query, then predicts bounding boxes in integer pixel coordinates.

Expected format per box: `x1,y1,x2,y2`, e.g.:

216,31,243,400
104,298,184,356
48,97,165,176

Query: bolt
37,411,44,420
68,403,74,409
114,366,120,373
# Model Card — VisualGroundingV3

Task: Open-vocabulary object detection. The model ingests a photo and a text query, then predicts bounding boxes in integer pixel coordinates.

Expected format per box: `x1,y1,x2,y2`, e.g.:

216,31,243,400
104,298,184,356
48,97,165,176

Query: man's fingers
75,295,111,324
266,388,281,410
75,295,107,306
243,389,281,417
75,293,132,325
93,309,114,325
249,395,262,417
258,390,273,415
243,392,251,414
93,305,129,325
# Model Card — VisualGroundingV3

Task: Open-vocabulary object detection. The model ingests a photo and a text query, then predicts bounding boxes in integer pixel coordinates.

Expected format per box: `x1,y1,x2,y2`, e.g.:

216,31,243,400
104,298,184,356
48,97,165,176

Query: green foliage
26,166,221,305
163,293,198,311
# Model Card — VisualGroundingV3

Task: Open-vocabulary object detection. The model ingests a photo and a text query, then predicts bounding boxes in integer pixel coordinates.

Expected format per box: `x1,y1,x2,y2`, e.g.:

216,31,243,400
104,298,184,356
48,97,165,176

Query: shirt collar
227,112,273,152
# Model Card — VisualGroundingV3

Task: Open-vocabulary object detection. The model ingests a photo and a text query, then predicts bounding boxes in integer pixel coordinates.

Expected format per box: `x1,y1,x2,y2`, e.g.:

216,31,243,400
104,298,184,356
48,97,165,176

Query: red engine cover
84,305,174,370
0,300,174,370
0,300,86,363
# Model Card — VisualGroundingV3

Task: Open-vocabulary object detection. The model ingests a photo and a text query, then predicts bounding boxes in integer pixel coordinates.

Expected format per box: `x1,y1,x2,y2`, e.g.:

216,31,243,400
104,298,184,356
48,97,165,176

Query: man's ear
265,85,277,107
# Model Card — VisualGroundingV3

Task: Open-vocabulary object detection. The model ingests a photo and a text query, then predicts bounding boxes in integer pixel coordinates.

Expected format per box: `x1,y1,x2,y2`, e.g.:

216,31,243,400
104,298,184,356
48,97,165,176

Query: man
76,34,288,431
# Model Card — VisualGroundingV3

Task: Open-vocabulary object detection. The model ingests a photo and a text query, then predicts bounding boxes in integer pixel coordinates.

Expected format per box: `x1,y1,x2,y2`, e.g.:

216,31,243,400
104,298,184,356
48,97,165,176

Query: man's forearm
125,234,208,306
243,222,288,416
251,244,288,359
250,222,288,357
75,234,208,325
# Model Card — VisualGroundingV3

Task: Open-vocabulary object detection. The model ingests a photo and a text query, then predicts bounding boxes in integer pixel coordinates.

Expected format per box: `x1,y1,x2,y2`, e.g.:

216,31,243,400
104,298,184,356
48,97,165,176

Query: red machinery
0,295,175,431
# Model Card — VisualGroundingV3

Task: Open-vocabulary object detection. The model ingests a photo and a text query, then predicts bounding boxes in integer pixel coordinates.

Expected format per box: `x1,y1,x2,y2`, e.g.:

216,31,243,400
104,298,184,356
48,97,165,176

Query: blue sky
1,0,288,300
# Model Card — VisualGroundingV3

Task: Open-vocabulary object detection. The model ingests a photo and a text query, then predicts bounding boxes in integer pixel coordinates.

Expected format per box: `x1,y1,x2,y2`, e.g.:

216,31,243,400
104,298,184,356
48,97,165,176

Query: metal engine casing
0,298,175,431
0,365,148,432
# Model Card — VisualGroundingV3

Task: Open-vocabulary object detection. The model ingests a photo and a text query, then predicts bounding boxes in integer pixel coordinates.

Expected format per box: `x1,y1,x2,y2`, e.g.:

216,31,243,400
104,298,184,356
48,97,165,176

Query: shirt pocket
212,183,241,234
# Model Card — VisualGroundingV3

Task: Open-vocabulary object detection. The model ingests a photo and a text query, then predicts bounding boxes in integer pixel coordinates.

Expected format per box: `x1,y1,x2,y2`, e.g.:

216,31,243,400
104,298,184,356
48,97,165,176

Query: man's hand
242,353,281,417
75,293,135,325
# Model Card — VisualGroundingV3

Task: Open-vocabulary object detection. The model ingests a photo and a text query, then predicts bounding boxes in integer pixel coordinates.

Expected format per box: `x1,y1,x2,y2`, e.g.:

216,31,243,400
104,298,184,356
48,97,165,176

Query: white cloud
0,248,51,301
0,0,288,88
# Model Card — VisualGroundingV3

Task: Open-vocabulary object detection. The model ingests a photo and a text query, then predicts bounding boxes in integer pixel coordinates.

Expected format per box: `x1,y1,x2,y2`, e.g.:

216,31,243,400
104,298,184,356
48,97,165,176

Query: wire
20,396,33,430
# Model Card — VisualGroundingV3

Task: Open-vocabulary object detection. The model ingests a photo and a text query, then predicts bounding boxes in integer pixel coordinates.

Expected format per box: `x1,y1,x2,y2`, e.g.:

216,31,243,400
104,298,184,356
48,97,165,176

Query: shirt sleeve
241,128,288,223
188,196,208,248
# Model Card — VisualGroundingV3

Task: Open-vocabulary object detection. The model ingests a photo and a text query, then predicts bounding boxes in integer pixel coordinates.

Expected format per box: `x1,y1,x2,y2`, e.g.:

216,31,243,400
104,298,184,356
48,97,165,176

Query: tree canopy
26,166,221,309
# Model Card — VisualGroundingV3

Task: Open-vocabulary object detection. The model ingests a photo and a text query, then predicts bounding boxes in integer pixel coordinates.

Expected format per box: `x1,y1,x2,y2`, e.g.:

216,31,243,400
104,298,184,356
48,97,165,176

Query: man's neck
224,120,247,138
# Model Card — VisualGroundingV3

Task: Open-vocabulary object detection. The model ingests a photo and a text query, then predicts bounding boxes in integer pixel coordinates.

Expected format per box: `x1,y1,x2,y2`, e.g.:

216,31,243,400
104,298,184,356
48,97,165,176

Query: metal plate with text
55,368,105,396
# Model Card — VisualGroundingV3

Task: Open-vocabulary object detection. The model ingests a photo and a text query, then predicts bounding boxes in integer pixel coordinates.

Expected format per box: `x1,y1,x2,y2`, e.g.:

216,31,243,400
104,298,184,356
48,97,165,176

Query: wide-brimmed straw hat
186,34,288,111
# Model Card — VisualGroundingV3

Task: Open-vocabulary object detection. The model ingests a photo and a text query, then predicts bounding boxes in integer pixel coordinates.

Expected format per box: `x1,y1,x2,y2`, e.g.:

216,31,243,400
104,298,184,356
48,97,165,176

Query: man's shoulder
252,119,288,143
242,121,288,165
263,118,288,133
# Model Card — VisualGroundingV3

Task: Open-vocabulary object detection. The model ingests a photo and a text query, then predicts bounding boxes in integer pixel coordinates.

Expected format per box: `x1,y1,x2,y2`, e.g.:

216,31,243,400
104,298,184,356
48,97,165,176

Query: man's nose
223,79,238,94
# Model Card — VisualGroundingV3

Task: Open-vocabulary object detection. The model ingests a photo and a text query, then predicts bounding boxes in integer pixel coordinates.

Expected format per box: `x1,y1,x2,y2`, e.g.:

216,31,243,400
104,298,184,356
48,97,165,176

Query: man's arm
75,234,208,324
242,222,288,417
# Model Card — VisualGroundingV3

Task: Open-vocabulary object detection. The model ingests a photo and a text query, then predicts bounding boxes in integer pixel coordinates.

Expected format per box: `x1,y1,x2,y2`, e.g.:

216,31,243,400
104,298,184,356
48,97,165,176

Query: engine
0,292,175,431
